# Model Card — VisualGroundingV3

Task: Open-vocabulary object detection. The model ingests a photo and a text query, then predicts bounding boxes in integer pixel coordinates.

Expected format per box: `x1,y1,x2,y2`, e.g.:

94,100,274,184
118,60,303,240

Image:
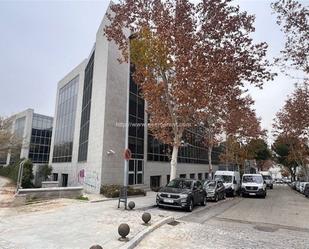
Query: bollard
118,223,130,241
128,201,135,210
142,212,151,224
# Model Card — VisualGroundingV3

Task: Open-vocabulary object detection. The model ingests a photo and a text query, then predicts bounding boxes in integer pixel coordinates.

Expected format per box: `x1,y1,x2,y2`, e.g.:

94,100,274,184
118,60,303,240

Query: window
198,173,202,180
128,160,144,185
128,73,145,159
167,175,170,184
190,173,195,179
29,114,53,163
53,173,58,181
53,76,79,163
78,51,95,162
150,176,161,190
61,174,68,187
180,174,186,179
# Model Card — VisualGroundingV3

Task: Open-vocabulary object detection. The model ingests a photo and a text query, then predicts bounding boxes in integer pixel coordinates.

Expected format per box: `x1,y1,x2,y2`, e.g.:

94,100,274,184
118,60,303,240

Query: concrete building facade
49,5,219,193
1,108,53,167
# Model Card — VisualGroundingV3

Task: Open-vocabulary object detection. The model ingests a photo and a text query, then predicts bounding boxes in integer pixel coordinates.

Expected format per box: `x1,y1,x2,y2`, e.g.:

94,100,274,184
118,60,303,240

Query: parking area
136,185,309,249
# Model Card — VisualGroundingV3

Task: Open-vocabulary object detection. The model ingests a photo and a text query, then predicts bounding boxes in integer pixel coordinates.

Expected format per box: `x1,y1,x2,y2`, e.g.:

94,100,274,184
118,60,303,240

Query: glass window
78,52,94,162
52,75,79,163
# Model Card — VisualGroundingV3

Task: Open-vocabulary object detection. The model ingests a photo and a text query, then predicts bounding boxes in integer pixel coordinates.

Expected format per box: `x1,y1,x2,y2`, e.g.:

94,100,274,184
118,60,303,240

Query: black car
304,183,309,198
204,179,226,202
156,178,207,212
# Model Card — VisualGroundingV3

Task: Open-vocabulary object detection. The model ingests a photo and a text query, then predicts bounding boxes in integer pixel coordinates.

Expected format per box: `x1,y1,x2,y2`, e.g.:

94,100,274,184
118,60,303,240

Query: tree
0,116,22,163
246,138,272,170
21,160,34,188
37,164,53,181
105,0,274,180
273,83,309,180
272,135,300,180
272,0,309,75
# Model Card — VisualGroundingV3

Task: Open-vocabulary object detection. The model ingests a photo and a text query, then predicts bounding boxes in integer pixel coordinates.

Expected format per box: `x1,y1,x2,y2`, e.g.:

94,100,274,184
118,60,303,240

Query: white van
214,171,241,196
241,174,267,198
260,171,274,189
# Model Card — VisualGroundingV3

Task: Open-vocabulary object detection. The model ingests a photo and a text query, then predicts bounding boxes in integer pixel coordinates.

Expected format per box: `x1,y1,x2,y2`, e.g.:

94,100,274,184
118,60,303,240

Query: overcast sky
0,0,306,142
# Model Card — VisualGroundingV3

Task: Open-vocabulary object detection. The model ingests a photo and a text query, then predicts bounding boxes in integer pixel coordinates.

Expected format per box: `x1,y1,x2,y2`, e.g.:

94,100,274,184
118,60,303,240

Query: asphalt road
136,185,309,249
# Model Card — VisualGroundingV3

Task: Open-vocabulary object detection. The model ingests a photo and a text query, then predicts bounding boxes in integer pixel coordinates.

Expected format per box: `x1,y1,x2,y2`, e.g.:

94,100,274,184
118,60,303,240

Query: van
241,174,267,198
214,171,240,196
260,171,274,189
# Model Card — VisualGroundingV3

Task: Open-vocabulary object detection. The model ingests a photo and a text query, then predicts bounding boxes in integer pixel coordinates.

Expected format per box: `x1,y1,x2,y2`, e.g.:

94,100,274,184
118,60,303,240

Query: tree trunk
208,145,213,180
170,145,179,181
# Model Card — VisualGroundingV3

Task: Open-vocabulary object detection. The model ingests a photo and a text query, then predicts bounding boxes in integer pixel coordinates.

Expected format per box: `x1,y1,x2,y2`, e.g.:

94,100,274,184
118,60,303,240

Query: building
49,4,220,193
1,109,53,167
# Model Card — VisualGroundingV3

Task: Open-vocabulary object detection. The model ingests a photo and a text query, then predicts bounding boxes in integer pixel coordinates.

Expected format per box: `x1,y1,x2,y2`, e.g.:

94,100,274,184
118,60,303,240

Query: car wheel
223,192,226,199
270,185,273,189
215,194,218,202
201,196,207,206
187,199,194,212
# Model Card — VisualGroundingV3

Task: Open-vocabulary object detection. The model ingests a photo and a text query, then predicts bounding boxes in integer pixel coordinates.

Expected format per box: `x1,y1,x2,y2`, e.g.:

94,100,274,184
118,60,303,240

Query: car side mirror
264,181,266,184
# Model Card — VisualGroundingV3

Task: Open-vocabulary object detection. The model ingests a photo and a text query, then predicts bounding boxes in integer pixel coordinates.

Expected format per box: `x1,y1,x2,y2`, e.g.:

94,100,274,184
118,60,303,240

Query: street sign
124,148,132,161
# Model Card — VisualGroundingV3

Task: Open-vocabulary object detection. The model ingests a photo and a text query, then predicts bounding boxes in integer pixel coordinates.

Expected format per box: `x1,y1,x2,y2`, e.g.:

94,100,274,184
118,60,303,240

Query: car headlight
179,194,188,199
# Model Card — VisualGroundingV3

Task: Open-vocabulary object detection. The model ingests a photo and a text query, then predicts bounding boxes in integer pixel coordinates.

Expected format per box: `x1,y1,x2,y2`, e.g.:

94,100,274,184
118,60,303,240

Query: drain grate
168,221,180,226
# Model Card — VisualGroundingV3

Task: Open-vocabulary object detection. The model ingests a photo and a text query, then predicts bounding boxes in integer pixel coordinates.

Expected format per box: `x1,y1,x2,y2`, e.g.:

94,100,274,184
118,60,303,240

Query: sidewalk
0,176,15,207
0,191,166,249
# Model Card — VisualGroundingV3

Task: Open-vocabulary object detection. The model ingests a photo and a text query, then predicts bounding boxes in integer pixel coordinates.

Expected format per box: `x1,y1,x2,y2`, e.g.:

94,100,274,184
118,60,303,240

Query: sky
0,0,306,143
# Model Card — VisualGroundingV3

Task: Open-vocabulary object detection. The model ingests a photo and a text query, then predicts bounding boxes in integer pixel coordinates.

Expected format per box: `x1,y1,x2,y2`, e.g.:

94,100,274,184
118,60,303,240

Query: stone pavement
136,185,309,249
0,190,169,249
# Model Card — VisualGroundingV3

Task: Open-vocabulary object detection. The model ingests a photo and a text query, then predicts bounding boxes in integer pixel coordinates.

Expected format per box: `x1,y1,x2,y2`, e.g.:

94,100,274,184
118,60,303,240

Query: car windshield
243,175,263,184
263,175,272,180
166,179,192,189
205,181,216,188
216,175,232,183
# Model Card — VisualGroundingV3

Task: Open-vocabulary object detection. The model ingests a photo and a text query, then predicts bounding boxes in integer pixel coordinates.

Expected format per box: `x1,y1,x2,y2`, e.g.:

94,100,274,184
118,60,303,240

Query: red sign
124,148,132,160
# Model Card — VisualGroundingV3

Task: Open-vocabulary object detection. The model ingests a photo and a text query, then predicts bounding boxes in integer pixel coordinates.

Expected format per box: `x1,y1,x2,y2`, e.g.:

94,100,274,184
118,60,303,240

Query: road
136,185,309,249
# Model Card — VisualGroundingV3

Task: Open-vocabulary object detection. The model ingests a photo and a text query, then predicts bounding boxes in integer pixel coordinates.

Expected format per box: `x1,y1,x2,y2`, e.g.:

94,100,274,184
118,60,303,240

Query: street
136,185,309,249
1,182,309,249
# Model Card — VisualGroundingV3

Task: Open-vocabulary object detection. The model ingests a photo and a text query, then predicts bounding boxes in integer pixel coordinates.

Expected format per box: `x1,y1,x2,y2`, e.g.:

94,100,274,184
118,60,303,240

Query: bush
0,159,34,188
100,185,146,198
37,164,52,181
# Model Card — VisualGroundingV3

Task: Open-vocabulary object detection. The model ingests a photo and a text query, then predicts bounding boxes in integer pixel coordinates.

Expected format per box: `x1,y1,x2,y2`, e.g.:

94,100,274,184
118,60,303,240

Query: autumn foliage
105,0,274,179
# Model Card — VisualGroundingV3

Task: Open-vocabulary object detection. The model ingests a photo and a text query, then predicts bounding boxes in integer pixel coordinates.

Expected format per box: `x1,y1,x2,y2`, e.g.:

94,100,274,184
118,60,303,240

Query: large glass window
52,76,79,163
128,72,145,159
78,51,94,162
29,114,53,163
147,127,221,164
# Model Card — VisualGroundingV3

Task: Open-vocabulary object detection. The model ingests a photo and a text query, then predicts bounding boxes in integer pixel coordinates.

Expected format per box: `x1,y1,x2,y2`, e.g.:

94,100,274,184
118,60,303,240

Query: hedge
100,184,146,198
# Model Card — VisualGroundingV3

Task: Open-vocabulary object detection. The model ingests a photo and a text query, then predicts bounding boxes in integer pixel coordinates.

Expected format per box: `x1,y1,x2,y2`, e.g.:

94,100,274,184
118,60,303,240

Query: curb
119,216,174,249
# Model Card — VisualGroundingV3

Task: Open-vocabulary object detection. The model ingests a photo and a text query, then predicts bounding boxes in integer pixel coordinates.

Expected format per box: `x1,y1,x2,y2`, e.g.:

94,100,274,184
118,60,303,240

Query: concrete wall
17,187,83,201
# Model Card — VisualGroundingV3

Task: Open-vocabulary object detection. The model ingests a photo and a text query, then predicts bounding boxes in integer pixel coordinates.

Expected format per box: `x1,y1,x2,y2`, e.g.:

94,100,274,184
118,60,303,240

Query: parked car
304,183,309,198
156,178,207,212
204,179,225,202
300,182,309,194
241,174,267,198
296,181,301,192
214,171,240,196
260,171,274,189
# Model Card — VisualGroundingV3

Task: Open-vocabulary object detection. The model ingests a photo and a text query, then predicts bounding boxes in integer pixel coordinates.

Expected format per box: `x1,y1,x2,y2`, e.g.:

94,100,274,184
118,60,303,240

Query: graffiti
78,169,85,184
84,170,99,189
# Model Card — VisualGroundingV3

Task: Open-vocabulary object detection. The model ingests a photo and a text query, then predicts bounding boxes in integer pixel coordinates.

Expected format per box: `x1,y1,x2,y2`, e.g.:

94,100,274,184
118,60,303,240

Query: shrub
0,159,34,188
37,164,52,181
100,185,146,198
